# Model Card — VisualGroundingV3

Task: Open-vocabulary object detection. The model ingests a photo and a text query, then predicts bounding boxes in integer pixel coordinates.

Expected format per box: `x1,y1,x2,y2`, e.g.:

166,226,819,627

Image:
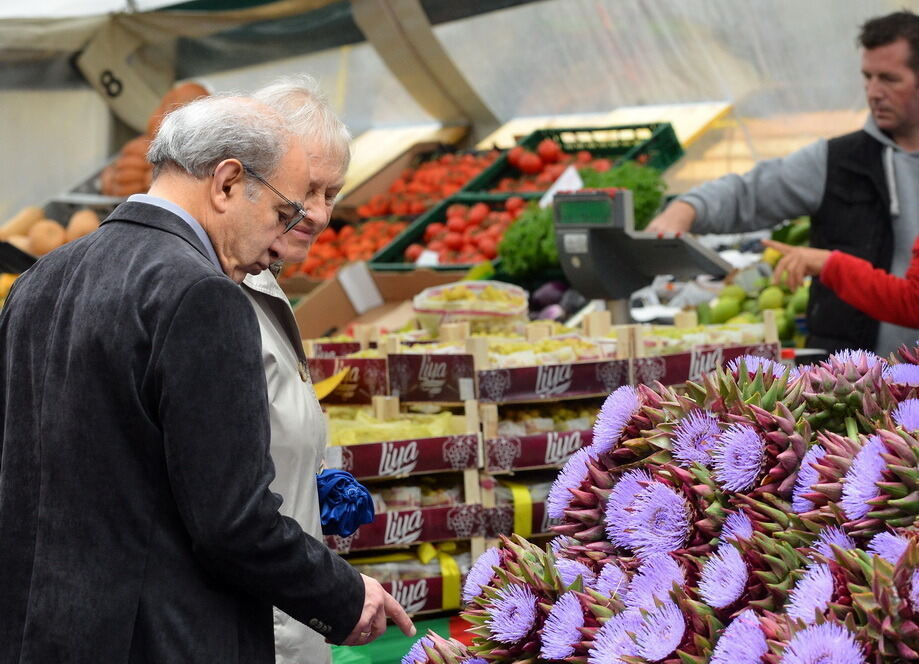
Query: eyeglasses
242,164,306,234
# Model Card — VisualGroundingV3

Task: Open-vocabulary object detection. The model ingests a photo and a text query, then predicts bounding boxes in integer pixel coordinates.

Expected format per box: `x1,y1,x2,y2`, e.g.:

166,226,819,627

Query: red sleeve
819,236,919,328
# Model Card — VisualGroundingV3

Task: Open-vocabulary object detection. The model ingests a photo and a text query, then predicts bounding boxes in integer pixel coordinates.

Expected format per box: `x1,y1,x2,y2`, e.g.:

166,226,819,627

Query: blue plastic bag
317,468,375,537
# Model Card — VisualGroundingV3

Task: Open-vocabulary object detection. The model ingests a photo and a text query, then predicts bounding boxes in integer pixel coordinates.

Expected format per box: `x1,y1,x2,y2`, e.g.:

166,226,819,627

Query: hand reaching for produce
340,574,415,646
645,200,696,235
761,239,831,291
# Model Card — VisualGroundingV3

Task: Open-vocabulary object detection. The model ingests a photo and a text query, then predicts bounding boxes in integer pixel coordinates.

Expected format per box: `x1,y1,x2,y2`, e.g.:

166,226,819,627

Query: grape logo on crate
340,446,354,473
418,355,448,397
544,431,584,466
487,505,514,537
634,357,666,384
487,436,521,471
443,435,478,469
330,531,358,555
689,347,724,382
391,578,429,614
378,441,419,477
390,361,412,397
480,370,511,402
597,361,627,391
744,343,777,360
363,362,385,395
383,510,424,546
535,364,574,398
446,504,480,538
309,361,328,382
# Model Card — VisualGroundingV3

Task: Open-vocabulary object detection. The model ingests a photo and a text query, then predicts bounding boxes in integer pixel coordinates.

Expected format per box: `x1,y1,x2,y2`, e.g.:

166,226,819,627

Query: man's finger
385,592,416,637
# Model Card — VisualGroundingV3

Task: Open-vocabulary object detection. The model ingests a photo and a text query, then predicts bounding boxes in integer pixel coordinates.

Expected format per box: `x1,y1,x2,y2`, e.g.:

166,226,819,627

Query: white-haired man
242,76,409,664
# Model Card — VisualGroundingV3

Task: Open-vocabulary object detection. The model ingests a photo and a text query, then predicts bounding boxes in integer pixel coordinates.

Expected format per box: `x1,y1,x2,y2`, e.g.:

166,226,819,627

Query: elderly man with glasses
0,90,412,664
243,76,412,664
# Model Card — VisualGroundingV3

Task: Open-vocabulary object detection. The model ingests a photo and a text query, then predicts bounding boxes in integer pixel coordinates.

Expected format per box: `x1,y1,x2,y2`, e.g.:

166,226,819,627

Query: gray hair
147,95,291,180
252,74,351,174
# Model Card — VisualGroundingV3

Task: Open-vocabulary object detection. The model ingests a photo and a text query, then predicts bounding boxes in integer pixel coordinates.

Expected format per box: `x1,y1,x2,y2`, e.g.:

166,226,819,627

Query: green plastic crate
368,192,541,272
462,123,683,194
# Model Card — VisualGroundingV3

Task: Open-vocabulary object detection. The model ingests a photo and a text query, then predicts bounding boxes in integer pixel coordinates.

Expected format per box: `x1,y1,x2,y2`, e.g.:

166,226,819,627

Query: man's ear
211,159,246,213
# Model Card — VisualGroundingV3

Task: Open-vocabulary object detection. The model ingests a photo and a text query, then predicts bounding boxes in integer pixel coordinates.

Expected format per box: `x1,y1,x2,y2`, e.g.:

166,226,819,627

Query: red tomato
536,138,562,163
517,152,543,175
576,150,593,164
446,216,466,233
424,222,446,242
444,232,464,250
428,240,445,252
467,202,489,225
591,158,612,173
446,203,468,218
404,243,424,262
477,237,498,259
315,227,336,243
507,146,525,168
505,196,525,213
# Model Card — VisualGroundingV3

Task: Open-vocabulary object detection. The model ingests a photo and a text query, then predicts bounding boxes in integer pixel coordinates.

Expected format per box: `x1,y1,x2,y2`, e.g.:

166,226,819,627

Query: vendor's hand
645,200,696,235
761,239,831,291
341,574,415,646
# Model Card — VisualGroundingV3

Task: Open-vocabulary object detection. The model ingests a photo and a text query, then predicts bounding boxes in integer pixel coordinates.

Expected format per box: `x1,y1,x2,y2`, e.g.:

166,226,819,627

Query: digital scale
553,189,732,321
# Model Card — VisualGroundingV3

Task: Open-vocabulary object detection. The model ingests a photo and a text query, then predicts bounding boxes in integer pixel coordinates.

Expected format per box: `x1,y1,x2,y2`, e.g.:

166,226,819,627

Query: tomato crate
368,192,541,272
335,143,502,224
461,123,683,194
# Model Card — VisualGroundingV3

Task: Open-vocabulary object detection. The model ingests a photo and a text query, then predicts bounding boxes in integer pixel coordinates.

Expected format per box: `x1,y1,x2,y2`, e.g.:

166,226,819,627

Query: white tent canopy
0,0,916,221
0,0,180,19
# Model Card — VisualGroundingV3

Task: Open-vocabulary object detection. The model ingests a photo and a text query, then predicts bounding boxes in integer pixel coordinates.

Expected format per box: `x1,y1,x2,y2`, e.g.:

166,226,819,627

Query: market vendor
647,10,919,355
0,93,412,663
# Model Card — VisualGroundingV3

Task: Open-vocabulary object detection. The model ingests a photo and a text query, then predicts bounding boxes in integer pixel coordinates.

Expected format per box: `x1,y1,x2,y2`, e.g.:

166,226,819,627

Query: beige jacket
242,271,332,664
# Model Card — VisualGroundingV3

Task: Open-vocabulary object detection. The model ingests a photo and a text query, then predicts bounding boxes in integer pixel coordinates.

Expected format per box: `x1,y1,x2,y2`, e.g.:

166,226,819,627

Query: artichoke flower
799,351,896,434
402,630,481,664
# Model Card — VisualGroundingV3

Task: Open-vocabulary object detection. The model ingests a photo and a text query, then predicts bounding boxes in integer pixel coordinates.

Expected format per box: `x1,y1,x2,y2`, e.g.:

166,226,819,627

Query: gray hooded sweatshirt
680,116,919,355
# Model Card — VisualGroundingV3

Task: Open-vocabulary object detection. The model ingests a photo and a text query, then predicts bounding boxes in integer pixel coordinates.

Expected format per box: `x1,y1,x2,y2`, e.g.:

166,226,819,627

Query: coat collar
102,201,216,266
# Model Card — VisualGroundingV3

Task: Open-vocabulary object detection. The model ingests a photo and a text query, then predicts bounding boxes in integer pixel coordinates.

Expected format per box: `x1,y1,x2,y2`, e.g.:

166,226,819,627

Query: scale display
553,190,732,300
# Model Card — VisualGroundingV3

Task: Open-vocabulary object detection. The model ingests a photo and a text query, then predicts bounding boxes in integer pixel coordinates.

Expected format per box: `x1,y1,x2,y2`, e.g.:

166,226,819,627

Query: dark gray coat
0,202,363,663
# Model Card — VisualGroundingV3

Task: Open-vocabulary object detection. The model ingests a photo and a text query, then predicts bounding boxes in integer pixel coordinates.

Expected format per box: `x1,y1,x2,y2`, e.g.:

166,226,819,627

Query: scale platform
553,189,732,300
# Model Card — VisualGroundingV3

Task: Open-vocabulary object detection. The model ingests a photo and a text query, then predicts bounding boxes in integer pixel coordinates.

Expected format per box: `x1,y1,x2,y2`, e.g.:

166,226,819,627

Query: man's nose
307,200,331,233
271,232,289,258
865,77,883,98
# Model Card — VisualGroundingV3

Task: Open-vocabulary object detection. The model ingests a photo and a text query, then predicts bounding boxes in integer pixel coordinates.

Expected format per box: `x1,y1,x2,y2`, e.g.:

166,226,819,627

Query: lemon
711,298,741,324
720,284,748,302
791,285,809,314
758,285,785,310
762,247,783,268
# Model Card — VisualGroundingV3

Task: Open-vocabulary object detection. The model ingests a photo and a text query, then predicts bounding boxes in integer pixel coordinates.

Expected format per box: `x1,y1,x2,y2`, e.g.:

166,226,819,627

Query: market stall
1,2,915,663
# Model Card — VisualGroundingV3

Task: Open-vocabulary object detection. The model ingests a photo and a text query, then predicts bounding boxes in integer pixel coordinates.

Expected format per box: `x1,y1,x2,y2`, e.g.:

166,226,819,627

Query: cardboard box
293,263,459,339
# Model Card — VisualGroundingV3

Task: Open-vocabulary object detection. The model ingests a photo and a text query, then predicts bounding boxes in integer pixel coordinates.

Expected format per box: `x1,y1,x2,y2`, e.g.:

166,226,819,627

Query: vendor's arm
155,276,367,644
818,236,919,329
648,139,828,235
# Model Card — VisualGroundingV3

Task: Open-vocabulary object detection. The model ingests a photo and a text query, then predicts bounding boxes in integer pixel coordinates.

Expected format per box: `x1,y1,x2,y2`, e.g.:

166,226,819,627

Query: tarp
1,0,917,222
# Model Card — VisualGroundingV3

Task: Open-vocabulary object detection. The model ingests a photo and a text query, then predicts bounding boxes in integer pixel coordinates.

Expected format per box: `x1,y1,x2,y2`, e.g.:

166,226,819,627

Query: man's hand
761,239,831,291
341,574,415,646
645,200,696,235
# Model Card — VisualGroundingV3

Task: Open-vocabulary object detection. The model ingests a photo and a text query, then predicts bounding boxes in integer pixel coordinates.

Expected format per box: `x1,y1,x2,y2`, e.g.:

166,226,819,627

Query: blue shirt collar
127,193,222,272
